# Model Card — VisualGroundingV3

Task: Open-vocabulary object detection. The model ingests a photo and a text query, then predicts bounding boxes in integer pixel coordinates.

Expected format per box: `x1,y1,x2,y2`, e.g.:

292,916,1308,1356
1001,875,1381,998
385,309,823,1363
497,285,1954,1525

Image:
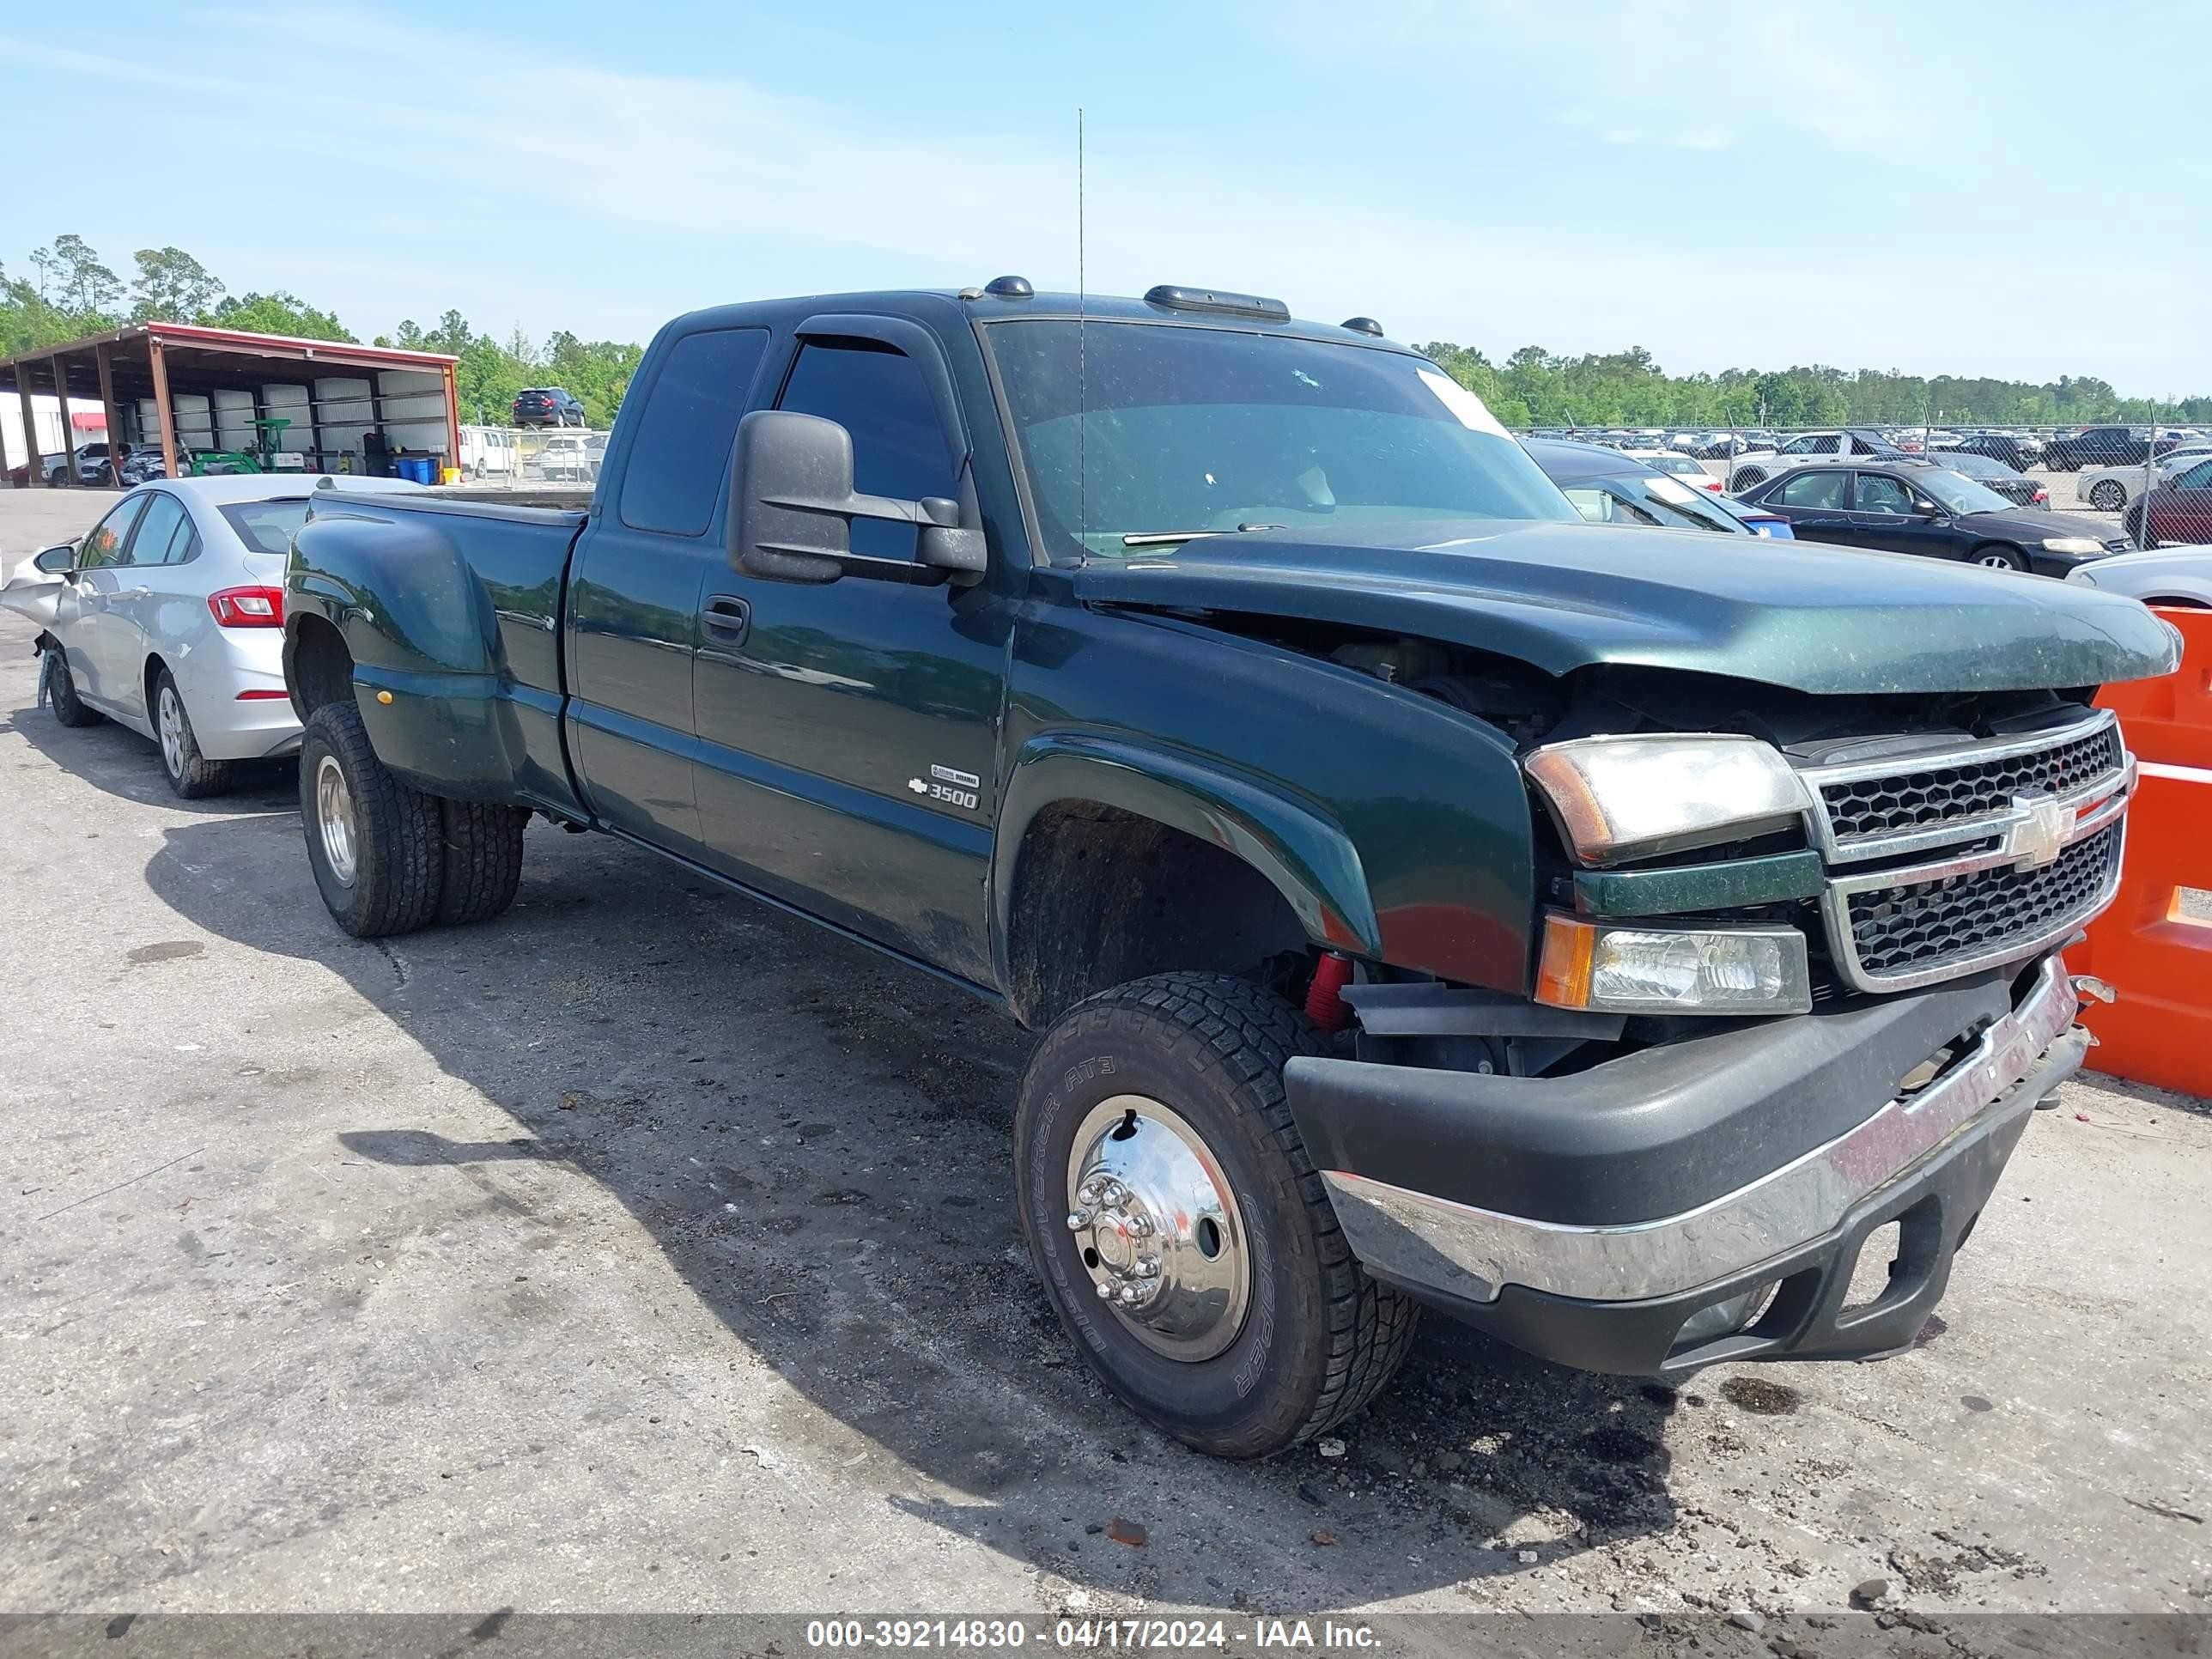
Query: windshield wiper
1120,522,1287,547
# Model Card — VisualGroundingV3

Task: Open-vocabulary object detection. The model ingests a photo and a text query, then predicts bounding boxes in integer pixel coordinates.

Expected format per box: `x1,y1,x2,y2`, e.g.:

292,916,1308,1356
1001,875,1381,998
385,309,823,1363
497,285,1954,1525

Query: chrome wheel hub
1065,1095,1249,1362
315,755,359,887
158,686,185,777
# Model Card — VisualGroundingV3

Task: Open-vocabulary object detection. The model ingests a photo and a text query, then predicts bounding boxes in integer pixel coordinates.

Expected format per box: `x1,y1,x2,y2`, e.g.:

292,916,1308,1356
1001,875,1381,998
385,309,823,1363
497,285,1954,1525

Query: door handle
702,594,750,644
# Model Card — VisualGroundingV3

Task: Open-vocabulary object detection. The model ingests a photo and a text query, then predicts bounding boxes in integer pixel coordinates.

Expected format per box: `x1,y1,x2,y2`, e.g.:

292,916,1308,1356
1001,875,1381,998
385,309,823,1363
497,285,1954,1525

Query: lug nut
1066,1210,1091,1231
1127,1215,1154,1237
1117,1285,1142,1306
1096,1282,1116,1301
1137,1255,1161,1278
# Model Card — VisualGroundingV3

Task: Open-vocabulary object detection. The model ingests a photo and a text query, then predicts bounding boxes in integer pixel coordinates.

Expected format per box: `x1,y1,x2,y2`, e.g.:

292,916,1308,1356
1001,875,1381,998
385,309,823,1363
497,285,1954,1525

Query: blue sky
5,1,2209,392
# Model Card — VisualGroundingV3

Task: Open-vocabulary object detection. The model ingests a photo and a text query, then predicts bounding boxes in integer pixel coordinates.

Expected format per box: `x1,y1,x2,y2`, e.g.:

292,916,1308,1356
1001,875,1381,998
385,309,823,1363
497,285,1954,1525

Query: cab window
77,495,149,567
128,491,197,564
775,339,957,561
1773,470,1849,510
1853,474,1917,515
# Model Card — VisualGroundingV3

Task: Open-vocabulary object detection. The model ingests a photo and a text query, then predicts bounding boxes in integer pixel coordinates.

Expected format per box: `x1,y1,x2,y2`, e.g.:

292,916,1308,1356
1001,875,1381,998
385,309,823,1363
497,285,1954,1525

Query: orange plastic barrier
2091,606,2212,770
2071,608,2212,1096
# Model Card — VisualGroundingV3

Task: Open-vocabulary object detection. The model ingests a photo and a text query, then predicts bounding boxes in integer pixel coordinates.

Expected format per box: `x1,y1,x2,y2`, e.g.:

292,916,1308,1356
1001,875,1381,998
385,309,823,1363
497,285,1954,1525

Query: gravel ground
2,489,2209,1623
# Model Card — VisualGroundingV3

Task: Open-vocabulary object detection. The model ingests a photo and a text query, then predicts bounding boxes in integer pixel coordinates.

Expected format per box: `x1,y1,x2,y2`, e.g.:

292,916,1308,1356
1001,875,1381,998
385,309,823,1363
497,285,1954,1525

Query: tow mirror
726,410,985,586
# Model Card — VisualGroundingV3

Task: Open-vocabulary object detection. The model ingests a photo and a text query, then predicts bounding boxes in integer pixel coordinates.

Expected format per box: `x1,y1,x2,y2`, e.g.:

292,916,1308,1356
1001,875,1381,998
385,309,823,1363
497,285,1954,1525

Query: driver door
690,324,1010,981
58,494,150,712
1848,471,1954,560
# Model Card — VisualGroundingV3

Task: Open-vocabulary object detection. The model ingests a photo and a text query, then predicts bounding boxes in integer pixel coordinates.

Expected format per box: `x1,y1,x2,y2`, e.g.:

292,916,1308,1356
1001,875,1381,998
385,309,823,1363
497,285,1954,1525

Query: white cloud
4,3,2206,391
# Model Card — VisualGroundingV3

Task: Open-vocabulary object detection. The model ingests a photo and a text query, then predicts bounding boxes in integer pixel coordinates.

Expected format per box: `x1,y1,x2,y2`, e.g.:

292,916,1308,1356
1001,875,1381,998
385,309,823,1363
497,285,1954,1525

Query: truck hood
1071,520,2179,696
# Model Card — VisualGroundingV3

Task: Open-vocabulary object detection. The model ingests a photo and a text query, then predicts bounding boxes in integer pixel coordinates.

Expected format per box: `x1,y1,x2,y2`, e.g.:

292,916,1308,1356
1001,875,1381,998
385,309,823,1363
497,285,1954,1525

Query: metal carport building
0,322,459,486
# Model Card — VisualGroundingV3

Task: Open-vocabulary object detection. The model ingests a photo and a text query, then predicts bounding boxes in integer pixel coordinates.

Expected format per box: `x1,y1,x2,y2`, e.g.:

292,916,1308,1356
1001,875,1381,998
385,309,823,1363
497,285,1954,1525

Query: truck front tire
1015,973,1419,1459
300,702,443,938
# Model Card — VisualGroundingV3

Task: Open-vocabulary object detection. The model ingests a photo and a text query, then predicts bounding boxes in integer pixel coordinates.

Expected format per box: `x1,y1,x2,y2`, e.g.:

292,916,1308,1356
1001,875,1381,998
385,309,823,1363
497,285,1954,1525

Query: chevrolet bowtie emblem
2005,790,2069,869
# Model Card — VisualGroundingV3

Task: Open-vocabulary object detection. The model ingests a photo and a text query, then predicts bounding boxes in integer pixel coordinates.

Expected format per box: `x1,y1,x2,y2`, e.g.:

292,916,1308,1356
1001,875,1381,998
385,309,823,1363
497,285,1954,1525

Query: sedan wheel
1975,548,2026,571
158,684,185,777
2088,480,2126,511
154,669,236,797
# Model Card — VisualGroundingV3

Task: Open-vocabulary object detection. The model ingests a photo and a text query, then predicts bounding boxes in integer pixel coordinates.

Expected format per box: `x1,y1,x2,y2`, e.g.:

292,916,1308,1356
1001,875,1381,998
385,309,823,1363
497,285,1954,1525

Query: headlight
1537,915,1813,1015
2043,536,2107,556
1523,735,1811,866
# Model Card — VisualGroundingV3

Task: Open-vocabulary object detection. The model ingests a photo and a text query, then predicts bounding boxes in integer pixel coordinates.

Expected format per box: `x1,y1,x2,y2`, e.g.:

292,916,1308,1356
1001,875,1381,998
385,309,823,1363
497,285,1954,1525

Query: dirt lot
3,489,2209,1621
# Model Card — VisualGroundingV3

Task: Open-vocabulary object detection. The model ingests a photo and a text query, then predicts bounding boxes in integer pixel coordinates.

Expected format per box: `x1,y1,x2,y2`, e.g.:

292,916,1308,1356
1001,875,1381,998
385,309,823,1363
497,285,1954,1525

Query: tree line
1416,343,2208,429
2,234,639,430
5,232,2206,434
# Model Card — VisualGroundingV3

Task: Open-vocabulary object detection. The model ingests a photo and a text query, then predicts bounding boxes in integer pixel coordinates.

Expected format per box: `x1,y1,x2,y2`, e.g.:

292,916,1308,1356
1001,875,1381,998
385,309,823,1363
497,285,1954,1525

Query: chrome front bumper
1320,955,2083,1309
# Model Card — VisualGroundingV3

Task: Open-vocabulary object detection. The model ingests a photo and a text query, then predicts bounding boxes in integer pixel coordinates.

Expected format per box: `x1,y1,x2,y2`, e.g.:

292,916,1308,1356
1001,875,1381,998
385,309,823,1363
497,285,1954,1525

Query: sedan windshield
985,320,1575,561
1916,468,2016,516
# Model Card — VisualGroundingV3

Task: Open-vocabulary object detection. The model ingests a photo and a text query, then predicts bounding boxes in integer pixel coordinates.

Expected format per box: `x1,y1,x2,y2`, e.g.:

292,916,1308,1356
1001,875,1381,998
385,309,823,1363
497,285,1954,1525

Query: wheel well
143,653,169,713
1970,542,2024,563
1004,801,1311,1030
288,615,355,716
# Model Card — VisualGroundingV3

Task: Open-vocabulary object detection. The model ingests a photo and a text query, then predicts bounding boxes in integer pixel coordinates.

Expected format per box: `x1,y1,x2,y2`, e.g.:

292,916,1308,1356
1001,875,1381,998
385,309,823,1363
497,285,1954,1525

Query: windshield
1916,468,2015,515
985,320,1576,561
218,499,311,557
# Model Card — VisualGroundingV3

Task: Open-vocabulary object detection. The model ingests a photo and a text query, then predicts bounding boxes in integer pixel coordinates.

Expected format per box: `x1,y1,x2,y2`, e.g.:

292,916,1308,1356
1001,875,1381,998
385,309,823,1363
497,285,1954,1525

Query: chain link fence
1521,421,2212,546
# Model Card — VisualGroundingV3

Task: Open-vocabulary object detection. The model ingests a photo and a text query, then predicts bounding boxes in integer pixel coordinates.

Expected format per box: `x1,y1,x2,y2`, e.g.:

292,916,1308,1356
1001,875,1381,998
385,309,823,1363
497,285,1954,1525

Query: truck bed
292,485,591,816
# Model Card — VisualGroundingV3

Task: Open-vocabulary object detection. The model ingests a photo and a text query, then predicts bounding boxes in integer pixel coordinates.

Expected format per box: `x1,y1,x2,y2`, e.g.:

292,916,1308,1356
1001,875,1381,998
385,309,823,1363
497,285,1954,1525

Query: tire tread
301,702,441,938
434,798,528,926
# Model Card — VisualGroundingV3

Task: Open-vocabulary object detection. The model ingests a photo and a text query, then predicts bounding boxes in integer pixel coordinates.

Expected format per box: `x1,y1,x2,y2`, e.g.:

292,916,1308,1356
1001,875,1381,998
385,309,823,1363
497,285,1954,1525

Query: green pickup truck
281,280,2176,1458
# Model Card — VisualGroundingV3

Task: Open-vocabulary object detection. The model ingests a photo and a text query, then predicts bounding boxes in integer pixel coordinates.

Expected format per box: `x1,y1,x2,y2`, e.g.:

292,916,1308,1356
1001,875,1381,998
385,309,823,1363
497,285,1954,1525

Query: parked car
43,441,114,485
2121,455,2212,549
116,444,170,485
538,434,594,483
458,424,519,480
2075,446,2212,512
512,387,585,428
272,279,2172,1456
2067,544,2212,606
2041,425,2171,471
1926,448,2045,507
1641,452,1724,492
3,474,421,796
1735,459,2130,574
1727,428,1907,493
1525,439,1769,532
1938,432,2042,471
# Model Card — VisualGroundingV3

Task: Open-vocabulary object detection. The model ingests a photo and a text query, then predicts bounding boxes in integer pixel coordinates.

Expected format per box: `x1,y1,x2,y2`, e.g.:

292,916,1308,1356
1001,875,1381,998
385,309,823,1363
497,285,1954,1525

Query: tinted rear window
617,328,772,537
219,500,312,557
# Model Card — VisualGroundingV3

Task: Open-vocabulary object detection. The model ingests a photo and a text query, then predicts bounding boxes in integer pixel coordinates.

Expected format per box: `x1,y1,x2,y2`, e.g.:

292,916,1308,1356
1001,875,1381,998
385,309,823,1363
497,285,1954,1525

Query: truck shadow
120,774,1683,1607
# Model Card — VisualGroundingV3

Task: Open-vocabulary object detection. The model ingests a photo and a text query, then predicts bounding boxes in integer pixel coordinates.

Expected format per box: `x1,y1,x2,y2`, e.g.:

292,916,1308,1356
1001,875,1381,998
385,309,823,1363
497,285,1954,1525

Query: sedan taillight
208,586,284,628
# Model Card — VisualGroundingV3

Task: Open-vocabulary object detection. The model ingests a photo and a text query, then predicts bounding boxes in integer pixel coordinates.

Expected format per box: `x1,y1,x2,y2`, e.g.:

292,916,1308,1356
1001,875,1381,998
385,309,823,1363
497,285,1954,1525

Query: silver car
2066,545,2212,608
2,474,421,796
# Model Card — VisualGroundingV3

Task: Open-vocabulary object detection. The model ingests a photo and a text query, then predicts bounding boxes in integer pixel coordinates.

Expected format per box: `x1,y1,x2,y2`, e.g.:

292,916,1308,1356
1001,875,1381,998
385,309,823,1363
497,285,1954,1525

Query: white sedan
2075,447,2212,512
2066,546,2212,607
1641,451,1725,492
1,474,420,796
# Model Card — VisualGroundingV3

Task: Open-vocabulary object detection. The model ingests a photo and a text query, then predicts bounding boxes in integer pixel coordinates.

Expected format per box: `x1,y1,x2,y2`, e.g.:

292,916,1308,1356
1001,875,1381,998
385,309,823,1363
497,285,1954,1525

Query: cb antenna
1077,106,1087,558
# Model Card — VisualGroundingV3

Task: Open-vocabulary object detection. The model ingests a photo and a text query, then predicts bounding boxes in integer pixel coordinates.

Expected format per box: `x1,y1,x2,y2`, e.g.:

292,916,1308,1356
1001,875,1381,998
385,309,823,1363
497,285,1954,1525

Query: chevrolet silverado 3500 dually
280,280,2176,1457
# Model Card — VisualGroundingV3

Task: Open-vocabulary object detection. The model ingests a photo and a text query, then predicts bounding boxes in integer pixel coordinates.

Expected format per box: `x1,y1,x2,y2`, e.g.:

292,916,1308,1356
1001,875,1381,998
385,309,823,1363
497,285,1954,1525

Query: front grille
1843,822,2122,980
1817,723,2124,842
